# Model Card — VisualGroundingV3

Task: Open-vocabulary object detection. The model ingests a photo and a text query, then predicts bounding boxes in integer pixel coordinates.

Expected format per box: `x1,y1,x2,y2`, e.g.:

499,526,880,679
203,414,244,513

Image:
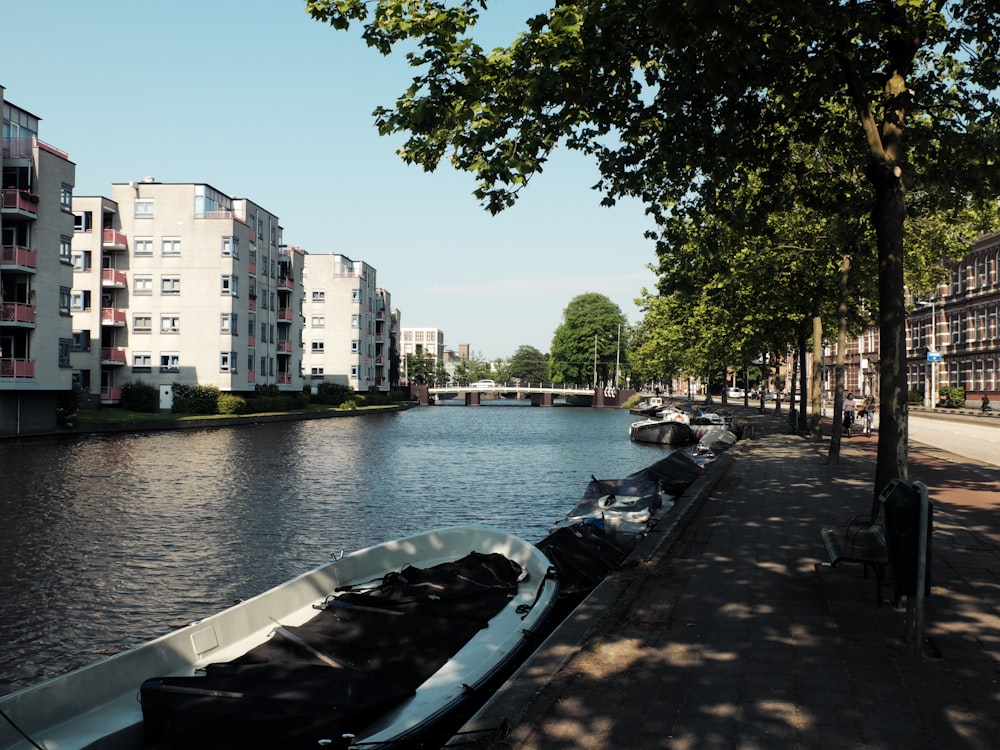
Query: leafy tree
550,293,626,385
507,345,548,382
452,351,493,383
404,351,435,384
307,0,1000,493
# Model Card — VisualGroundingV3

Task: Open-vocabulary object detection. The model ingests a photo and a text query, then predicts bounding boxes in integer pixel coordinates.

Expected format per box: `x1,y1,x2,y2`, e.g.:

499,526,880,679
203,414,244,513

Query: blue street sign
927,351,942,362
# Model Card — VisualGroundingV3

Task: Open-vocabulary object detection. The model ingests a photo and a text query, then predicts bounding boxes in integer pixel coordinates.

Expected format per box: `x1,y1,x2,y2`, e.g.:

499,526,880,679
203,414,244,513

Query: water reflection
0,406,661,693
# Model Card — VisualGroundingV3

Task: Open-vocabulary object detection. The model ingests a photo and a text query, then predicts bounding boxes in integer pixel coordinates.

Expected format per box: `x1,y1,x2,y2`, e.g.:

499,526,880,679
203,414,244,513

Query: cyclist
860,394,875,437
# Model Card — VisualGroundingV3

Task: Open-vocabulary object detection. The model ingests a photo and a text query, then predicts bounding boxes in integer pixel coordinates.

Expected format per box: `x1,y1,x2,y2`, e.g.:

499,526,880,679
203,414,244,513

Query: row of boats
0,421,734,750
628,397,744,455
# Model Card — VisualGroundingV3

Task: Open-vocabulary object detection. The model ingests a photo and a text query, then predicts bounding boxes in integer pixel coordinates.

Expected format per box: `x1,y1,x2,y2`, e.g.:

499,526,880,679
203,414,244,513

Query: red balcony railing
100,387,122,403
277,373,292,384
100,308,127,326
249,261,257,275
247,371,256,383
1,244,37,270
0,358,35,379
1,188,39,216
247,334,256,347
276,308,292,321
248,298,257,311
276,340,292,353
277,276,293,290
1,302,36,324
100,347,127,364
101,268,127,287
101,228,128,249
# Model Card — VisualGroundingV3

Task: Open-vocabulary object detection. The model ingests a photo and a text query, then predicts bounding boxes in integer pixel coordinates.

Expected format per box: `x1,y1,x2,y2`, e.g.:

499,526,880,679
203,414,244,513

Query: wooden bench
819,513,889,605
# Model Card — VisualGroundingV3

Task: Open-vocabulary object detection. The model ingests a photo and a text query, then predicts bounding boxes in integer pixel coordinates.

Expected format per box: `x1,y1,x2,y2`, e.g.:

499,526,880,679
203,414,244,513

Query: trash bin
880,479,932,598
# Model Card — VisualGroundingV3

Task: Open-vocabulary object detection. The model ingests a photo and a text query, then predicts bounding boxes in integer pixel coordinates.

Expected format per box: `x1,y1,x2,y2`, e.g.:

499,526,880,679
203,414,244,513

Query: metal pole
913,481,930,659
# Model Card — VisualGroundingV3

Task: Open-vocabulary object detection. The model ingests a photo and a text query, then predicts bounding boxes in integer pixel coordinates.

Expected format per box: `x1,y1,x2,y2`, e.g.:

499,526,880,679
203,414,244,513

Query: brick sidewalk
454,410,1000,750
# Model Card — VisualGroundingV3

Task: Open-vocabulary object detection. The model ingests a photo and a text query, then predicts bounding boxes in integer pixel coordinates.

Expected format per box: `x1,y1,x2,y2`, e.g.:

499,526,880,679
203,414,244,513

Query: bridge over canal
412,384,636,407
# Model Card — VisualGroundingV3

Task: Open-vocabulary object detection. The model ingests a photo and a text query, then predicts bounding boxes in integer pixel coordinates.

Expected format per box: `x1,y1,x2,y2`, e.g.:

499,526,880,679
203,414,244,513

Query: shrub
907,390,924,405
338,399,359,410
217,394,247,415
172,383,221,415
56,384,81,427
314,382,355,406
939,386,965,408
121,380,159,413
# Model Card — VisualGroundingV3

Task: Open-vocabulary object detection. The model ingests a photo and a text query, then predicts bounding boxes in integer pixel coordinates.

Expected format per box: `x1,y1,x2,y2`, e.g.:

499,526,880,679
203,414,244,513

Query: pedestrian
843,392,857,436
982,394,991,413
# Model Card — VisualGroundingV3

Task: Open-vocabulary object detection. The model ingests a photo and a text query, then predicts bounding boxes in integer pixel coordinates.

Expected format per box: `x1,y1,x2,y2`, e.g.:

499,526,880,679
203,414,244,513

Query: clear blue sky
3,0,659,361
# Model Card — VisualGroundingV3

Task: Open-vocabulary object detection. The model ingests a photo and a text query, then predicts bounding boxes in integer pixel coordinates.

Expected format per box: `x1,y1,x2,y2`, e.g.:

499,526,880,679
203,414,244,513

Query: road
908,411,1000,469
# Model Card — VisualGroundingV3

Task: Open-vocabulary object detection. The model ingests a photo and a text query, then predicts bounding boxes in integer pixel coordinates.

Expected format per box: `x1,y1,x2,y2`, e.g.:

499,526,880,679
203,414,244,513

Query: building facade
905,232,1000,405
400,327,445,384
69,180,304,409
301,253,392,392
2,92,76,436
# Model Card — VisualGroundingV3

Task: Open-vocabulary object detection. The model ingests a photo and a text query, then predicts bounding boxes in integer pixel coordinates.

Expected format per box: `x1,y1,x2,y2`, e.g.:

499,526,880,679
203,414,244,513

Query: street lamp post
915,300,939,408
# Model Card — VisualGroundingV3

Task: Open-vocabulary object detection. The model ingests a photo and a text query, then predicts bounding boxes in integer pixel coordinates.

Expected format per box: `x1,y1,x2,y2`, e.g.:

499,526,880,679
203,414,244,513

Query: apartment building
2,91,76,436
301,253,393,392
70,180,304,408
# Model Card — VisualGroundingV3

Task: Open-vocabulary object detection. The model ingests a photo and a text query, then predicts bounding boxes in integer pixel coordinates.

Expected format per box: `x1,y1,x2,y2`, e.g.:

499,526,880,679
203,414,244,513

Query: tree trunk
827,254,851,465
809,300,825,440
871,165,909,502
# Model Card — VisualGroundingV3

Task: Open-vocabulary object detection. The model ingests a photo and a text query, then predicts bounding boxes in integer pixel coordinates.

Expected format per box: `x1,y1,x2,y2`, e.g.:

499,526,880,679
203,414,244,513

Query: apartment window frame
133,237,153,256
311,341,325,353
134,199,154,218
160,314,180,334
132,352,152,371
312,290,325,303
220,351,237,373
134,275,153,295
311,315,325,328
161,237,181,256
133,314,152,333
159,353,180,373
161,275,181,295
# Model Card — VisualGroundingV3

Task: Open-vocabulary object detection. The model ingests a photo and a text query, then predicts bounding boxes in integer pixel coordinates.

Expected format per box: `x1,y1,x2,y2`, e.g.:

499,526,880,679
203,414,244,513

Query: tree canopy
307,0,1000,491
507,345,549,382
549,293,627,385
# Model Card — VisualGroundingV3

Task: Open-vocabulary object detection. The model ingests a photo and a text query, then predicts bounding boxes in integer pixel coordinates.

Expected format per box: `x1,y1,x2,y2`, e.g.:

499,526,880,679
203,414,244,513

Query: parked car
726,388,746,399
471,379,496,389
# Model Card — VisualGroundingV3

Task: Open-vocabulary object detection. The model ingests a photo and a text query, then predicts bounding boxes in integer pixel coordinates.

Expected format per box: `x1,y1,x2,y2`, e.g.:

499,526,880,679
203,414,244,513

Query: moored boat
628,396,666,415
628,408,694,445
0,526,558,750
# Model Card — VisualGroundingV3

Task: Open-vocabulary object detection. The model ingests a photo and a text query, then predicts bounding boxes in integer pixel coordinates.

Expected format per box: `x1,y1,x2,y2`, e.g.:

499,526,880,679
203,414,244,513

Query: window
59,287,72,316
312,290,325,303
351,314,360,327
311,367,325,377
221,275,239,295
133,237,153,256
312,341,325,352
222,237,239,257
134,199,154,218
61,184,73,211
161,275,181,294
73,211,92,232
160,314,180,333
133,314,152,332
160,353,180,372
221,313,238,333
220,352,237,372
134,275,153,295
132,352,152,370
72,251,92,272
161,238,181,256
351,340,359,353
311,316,325,327
70,290,91,311
352,289,360,302
59,339,72,367
351,365,359,378
60,237,73,263
72,330,91,352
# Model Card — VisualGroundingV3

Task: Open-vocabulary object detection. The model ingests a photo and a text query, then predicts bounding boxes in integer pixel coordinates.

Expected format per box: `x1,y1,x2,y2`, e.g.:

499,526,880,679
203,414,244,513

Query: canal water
0,403,669,695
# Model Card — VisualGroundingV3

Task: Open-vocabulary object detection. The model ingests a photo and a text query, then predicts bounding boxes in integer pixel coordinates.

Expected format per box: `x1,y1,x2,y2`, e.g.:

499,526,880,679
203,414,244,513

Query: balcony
100,387,122,403
276,308,292,322
247,371,256,384
102,229,128,250
100,347,127,365
277,373,292,385
0,358,35,379
101,268,128,287
276,340,292,354
1,188,39,218
277,276,293,291
248,334,256,347
1,244,37,271
1,302,36,326
248,298,257,311
100,308,127,326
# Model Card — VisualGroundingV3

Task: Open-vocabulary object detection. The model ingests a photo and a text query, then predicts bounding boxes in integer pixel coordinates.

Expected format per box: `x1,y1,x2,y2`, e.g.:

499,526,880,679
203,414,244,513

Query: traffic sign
927,350,942,362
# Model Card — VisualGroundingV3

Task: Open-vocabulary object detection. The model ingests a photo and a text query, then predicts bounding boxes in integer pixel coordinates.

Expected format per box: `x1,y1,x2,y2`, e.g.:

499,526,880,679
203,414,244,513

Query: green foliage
217,394,248,415
908,390,924,405
507,345,548,382
452,351,493,384
55,384,81,428
938,386,965,408
550,294,627,385
172,384,221,415
405,352,437,384
120,380,159,413
339,399,359,410
313,382,356,406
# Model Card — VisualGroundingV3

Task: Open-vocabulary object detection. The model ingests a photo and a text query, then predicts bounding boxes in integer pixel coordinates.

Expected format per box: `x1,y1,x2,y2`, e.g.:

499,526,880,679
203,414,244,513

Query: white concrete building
2,91,76,436
69,180,304,407
301,253,392,392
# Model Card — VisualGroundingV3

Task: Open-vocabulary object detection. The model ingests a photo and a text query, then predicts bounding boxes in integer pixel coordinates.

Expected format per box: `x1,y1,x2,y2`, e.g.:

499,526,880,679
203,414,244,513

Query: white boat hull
0,525,557,750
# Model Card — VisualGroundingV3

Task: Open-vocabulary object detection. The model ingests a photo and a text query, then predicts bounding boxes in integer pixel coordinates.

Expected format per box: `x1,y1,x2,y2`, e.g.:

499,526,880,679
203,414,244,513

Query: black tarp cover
140,552,523,749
